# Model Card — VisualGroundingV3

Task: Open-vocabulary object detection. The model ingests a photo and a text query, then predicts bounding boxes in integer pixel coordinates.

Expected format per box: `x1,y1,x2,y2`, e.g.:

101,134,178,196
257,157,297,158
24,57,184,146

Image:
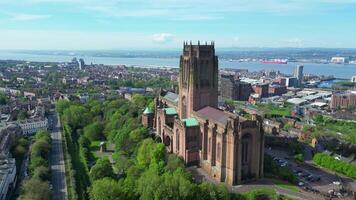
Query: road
187,166,325,200
49,113,68,200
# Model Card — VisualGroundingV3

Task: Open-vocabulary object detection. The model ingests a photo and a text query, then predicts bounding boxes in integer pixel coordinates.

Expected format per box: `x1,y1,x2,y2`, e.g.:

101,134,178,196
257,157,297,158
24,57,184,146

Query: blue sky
0,0,356,50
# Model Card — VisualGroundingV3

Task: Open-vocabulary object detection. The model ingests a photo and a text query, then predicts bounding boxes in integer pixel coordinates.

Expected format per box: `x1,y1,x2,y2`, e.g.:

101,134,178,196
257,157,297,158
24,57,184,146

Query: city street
49,113,68,200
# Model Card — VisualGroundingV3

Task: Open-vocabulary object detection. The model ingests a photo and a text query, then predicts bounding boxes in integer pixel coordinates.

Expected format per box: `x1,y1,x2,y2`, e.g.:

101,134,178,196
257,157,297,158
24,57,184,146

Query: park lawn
315,117,356,144
271,179,299,193
256,103,292,117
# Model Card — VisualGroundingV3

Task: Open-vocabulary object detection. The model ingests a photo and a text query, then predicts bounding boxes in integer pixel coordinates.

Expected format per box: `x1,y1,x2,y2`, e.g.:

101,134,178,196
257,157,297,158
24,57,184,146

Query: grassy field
271,179,299,193
256,103,293,117
314,116,356,144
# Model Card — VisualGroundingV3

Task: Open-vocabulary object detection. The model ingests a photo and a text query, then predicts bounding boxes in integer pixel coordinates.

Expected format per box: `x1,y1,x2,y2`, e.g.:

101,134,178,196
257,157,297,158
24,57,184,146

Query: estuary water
0,51,356,79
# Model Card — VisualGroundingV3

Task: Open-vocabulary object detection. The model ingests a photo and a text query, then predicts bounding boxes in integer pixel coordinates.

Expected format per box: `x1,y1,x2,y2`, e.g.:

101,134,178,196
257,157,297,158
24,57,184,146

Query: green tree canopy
89,157,115,181
33,166,51,182
84,121,104,141
19,178,51,200
55,99,71,115
62,105,92,129
89,178,127,200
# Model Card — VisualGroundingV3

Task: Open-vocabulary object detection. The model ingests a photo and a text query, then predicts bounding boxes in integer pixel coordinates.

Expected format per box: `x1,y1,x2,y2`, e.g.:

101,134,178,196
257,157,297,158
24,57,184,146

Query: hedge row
62,124,79,200
313,153,356,179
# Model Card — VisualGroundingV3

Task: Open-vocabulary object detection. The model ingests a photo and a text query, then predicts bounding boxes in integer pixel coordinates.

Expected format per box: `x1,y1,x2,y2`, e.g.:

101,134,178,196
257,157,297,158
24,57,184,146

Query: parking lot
266,147,352,199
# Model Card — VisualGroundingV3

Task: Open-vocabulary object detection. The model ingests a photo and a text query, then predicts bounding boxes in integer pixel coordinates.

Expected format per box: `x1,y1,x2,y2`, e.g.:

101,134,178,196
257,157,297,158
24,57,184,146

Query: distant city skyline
1,0,356,50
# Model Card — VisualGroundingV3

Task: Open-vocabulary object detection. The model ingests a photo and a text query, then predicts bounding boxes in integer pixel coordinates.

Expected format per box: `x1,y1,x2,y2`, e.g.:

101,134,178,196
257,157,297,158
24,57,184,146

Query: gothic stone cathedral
142,42,264,185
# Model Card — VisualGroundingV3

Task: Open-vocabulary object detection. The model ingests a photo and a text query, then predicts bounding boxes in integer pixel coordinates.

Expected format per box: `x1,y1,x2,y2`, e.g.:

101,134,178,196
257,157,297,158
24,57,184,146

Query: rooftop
196,106,233,125
164,107,178,115
163,92,179,103
143,107,153,114
182,117,199,127
287,98,307,105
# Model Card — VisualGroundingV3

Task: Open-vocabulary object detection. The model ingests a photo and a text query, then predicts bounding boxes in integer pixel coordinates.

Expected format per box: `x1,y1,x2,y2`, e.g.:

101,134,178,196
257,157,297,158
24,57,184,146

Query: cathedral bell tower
178,41,219,118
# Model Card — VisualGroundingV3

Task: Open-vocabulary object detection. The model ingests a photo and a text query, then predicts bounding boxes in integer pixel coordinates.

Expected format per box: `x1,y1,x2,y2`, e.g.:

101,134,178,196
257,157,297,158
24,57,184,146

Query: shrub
313,153,356,179
294,154,304,162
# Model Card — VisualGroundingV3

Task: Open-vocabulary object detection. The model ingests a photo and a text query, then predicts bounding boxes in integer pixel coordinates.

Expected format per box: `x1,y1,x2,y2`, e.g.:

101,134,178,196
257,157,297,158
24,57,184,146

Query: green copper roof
164,107,178,115
182,117,199,127
143,107,153,114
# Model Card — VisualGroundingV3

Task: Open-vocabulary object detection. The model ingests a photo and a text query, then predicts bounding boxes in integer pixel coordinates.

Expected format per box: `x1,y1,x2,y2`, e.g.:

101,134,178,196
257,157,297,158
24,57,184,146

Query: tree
0,94,7,105
17,110,28,120
137,139,156,168
29,157,48,173
55,99,71,115
14,145,26,158
132,94,147,108
153,169,196,200
31,140,51,159
19,178,51,200
137,169,162,200
33,166,50,181
35,131,51,143
89,157,115,181
89,178,127,200
294,153,304,162
165,154,185,172
62,105,92,129
84,121,104,141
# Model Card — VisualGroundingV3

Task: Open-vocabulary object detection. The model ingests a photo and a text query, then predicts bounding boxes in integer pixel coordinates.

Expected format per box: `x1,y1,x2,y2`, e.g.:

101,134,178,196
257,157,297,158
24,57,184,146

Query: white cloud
233,37,240,43
8,13,50,21
151,33,175,44
286,38,304,47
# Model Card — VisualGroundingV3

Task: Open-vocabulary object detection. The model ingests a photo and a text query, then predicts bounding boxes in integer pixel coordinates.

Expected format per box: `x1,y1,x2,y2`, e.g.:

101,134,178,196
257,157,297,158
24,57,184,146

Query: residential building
0,157,16,200
17,118,48,136
253,84,269,98
294,65,303,87
330,91,356,110
220,75,252,101
285,77,298,88
268,84,287,96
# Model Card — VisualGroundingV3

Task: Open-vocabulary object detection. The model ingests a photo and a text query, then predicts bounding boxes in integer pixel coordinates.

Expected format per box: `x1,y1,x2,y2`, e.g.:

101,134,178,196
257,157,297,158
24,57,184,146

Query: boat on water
261,59,288,64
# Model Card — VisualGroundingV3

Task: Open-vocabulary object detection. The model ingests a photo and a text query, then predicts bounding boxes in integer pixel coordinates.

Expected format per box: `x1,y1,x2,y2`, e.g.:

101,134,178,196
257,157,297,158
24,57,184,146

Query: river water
1,51,356,79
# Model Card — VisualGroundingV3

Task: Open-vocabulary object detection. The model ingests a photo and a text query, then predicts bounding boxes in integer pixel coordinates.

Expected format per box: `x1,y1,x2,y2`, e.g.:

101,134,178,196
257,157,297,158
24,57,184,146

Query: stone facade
148,42,264,185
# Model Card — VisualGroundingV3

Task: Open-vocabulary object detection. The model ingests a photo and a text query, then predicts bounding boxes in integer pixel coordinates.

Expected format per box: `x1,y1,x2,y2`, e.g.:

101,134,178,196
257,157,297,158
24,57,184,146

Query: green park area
312,115,356,144
271,179,299,193
255,103,293,117
313,153,356,179
54,95,298,200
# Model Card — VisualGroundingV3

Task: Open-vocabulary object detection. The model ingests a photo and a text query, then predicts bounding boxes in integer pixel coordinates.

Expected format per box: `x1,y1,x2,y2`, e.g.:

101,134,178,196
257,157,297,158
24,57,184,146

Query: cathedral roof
164,107,178,115
182,117,199,127
163,92,179,103
196,106,233,125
